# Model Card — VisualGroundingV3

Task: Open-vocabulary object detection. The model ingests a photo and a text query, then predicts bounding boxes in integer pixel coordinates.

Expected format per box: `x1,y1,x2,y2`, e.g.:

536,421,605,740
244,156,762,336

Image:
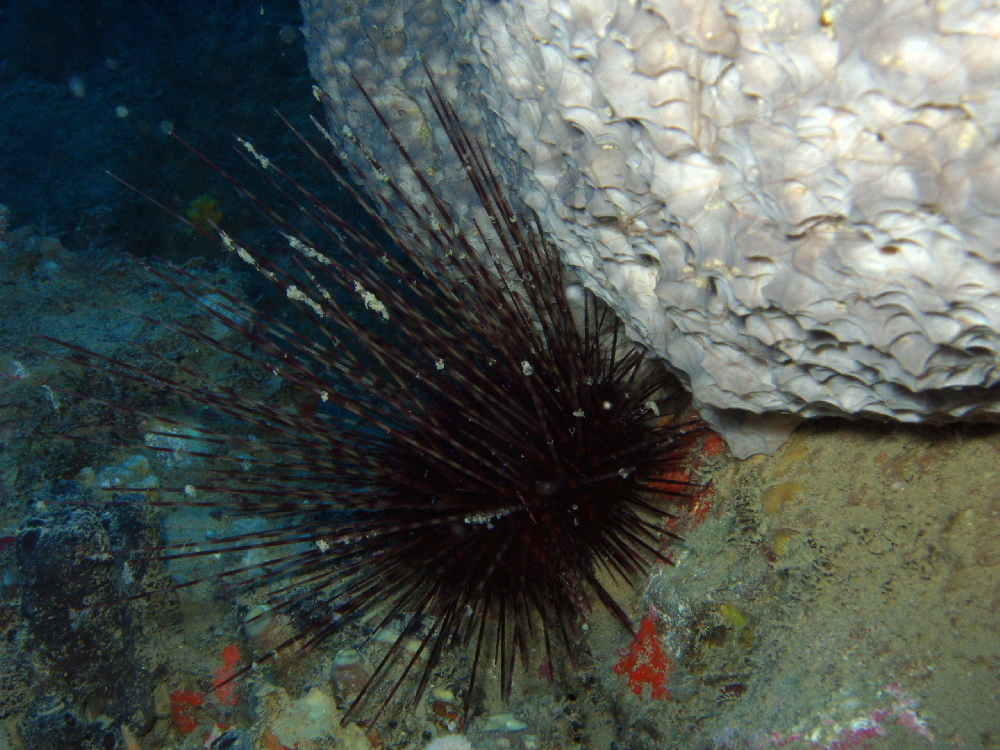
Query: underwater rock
300,0,1000,457
19,694,123,750
15,481,157,746
208,728,253,750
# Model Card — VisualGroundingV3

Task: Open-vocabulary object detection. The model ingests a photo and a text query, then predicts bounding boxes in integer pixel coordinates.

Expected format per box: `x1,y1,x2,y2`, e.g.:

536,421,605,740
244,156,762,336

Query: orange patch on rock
613,615,672,701
212,644,243,706
168,689,204,734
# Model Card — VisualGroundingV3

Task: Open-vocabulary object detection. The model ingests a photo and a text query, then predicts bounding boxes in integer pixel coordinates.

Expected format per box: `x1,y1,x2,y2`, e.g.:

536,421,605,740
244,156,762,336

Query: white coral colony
301,0,1000,456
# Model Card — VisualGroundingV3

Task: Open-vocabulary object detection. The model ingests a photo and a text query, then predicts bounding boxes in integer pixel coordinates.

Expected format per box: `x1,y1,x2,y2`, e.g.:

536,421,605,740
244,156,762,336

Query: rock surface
300,0,1000,456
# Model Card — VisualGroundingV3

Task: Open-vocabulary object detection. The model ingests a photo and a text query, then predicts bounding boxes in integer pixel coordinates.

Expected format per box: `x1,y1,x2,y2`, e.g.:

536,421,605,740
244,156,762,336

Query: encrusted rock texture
300,0,1000,456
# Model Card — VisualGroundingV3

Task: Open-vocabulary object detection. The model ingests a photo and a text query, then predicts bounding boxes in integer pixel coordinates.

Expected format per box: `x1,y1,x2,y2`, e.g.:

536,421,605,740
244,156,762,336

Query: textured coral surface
301,0,1000,456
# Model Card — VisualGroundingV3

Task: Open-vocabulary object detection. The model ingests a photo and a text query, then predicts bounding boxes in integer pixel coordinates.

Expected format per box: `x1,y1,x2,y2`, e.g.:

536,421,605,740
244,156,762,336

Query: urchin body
50,75,701,726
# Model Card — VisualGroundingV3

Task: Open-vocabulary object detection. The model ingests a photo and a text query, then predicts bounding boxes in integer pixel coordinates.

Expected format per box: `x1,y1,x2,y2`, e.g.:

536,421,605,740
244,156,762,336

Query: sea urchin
47,73,704,727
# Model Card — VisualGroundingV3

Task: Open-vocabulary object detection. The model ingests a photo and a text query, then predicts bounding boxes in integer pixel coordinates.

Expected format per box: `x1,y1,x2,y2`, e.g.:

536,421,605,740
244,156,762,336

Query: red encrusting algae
168,689,204,734
613,614,673,700
699,432,726,458
212,644,244,706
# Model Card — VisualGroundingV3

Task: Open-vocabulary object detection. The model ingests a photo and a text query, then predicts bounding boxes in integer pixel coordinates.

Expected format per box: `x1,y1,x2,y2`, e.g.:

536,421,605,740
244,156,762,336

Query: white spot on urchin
521,361,534,376
354,281,389,319
464,507,516,527
285,233,331,265
286,284,324,316
237,136,271,170
220,231,272,284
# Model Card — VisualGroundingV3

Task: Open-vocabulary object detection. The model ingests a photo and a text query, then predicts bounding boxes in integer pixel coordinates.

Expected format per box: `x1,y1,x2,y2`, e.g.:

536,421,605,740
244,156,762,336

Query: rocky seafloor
0,0,998,747
1,208,997,749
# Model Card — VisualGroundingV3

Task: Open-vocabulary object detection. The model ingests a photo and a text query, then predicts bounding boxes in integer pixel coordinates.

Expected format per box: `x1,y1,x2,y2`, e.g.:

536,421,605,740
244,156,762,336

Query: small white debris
284,233,331,265
482,713,528,732
432,687,455,702
464,508,515,526
237,136,271,170
286,284,324,316
220,231,260,272
573,408,585,418
435,359,445,370
422,736,473,750
183,484,197,498
354,281,389,319
521,361,533,376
